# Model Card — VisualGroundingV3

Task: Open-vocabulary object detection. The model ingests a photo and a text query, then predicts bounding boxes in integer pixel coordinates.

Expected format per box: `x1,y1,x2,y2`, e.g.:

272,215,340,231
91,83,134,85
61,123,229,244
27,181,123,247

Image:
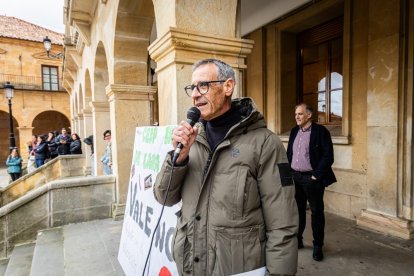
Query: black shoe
298,239,304,249
313,246,324,261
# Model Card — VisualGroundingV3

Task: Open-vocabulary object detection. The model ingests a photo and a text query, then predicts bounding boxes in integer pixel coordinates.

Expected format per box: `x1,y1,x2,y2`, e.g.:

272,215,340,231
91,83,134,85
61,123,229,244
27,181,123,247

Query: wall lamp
43,36,64,59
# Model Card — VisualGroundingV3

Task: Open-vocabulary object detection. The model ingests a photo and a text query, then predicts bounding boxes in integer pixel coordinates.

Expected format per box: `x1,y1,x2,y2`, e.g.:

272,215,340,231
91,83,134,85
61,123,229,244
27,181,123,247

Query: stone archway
114,0,154,85
0,111,20,163
93,42,110,101
32,111,71,136
106,0,157,212
92,41,111,176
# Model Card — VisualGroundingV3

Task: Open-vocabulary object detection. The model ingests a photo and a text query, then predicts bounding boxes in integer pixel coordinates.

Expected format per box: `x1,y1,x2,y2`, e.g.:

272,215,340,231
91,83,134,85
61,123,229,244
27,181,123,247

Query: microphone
172,107,201,164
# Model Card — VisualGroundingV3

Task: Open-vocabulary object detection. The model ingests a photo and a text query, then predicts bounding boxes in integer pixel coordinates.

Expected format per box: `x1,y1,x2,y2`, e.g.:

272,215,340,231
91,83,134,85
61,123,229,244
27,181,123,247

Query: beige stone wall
0,37,70,161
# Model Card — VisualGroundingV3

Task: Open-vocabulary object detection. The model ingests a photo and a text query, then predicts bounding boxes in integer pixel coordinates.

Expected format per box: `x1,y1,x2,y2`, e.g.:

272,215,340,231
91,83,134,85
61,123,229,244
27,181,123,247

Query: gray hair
295,103,314,115
193,59,235,82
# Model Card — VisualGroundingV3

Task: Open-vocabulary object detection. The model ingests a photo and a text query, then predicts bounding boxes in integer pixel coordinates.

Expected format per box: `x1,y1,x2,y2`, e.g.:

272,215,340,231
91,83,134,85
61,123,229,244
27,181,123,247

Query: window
42,65,59,91
298,18,343,129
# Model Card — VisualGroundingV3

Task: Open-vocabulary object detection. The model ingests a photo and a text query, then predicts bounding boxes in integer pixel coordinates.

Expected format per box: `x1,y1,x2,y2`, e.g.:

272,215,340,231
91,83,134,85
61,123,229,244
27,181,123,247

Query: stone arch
113,0,155,85
31,111,71,136
74,90,80,116
84,69,92,112
93,41,110,101
0,111,19,162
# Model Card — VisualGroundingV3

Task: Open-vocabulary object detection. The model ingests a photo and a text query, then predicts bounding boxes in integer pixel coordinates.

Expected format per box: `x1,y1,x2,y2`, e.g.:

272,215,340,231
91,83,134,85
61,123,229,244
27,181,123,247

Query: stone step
63,219,124,276
0,258,9,276
30,227,64,276
4,242,35,276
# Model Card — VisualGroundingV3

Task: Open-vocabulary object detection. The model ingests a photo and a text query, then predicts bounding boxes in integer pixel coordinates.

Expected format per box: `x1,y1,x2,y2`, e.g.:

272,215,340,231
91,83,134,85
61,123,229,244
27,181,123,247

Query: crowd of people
5,128,113,183
26,127,83,173
5,127,84,181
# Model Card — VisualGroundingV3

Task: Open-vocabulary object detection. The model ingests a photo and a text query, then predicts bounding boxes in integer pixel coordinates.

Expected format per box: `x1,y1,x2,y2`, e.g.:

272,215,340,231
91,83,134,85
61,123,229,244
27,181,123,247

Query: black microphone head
187,107,201,125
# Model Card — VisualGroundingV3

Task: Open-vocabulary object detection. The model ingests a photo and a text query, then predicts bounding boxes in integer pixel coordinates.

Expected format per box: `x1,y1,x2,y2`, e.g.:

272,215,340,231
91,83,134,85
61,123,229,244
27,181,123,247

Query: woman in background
70,133,83,154
6,148,22,182
27,135,38,173
47,131,59,160
35,135,48,168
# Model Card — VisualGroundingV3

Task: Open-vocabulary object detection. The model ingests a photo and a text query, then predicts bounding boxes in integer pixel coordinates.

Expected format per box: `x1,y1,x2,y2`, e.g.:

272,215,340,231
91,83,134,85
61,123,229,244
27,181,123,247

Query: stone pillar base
357,210,414,240
111,203,126,221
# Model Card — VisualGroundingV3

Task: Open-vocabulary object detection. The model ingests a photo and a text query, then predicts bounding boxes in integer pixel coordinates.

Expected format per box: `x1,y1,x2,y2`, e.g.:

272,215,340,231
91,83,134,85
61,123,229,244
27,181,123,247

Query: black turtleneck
204,106,242,150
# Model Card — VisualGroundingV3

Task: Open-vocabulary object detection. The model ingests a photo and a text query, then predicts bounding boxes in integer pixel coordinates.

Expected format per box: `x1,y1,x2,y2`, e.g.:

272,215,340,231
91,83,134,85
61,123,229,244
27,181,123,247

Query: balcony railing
0,73,66,92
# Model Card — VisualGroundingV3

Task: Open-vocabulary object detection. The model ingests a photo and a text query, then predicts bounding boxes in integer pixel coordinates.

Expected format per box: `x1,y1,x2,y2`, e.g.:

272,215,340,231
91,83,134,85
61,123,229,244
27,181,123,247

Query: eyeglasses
184,80,227,97
104,135,111,138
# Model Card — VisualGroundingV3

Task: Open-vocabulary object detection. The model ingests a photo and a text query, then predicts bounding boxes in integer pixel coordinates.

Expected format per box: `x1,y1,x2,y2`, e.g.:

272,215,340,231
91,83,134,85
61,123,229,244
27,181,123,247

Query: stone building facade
0,16,71,161
62,0,413,238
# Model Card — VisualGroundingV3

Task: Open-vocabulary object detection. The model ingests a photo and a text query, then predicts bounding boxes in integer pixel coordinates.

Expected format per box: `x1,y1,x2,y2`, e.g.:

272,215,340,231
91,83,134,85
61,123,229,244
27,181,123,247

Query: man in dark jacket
55,128,72,155
287,103,336,262
155,59,298,275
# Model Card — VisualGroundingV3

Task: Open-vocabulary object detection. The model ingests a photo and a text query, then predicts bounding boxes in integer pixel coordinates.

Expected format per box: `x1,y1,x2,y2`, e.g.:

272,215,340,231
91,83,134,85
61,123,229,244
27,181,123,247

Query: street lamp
4,82,16,149
43,36,63,59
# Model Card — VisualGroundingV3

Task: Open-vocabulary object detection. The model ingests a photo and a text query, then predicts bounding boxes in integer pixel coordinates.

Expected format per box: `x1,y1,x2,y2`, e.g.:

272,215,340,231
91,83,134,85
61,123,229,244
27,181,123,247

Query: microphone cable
142,107,199,275
142,161,176,276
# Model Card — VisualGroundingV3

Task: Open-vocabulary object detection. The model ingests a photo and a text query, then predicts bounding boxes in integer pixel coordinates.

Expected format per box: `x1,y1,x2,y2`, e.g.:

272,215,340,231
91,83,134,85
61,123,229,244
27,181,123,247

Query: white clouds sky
0,0,65,33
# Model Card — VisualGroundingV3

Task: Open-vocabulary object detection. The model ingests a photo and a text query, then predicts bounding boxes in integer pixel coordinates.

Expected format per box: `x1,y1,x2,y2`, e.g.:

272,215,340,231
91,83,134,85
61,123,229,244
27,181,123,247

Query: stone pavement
297,212,414,276
0,167,413,276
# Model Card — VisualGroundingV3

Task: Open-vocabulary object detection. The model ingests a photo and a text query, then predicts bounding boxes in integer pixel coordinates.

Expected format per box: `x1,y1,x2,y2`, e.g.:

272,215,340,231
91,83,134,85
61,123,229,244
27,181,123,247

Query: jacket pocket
212,224,266,276
234,167,248,219
172,219,192,274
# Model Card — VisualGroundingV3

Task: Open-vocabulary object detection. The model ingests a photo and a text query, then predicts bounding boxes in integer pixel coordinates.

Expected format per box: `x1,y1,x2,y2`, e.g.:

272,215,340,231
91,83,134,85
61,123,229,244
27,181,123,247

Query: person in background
27,135,38,173
154,58,298,276
35,135,48,168
70,133,83,154
83,135,95,175
56,128,72,155
287,103,336,262
100,130,112,175
6,148,22,182
47,131,59,160
28,134,37,156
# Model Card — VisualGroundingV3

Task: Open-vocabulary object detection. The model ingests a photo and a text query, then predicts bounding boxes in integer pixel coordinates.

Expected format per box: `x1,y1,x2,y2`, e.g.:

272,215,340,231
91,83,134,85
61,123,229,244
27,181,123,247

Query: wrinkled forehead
192,64,218,83
295,105,307,114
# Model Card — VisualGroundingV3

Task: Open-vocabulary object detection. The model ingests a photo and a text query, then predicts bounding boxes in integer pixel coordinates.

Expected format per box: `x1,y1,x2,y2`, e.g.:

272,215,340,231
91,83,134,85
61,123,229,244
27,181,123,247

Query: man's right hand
171,120,199,164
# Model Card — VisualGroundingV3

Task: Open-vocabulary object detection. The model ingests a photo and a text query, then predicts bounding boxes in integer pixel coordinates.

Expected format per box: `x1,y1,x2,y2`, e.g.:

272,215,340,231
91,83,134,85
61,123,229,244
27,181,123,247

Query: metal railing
0,73,66,91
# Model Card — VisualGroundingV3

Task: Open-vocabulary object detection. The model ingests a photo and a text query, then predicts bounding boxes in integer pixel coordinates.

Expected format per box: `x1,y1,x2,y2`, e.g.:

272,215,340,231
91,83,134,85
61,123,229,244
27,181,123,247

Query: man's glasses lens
184,80,226,97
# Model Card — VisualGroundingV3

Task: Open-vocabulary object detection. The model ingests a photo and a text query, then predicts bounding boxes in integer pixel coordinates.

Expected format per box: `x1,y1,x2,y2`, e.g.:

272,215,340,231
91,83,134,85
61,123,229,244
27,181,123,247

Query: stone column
83,109,94,175
106,84,157,219
76,113,85,139
149,28,253,125
149,0,253,125
89,101,110,176
357,0,414,239
71,118,77,134
16,126,34,161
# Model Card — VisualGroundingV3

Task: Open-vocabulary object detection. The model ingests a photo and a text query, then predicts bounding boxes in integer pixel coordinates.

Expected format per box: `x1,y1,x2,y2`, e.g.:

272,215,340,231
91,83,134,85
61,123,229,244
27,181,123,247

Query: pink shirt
291,125,313,172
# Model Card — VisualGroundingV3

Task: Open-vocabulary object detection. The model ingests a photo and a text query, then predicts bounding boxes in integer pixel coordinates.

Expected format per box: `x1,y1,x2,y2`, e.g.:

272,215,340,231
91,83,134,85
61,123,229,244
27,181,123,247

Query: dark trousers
35,158,45,168
10,173,21,182
293,171,325,247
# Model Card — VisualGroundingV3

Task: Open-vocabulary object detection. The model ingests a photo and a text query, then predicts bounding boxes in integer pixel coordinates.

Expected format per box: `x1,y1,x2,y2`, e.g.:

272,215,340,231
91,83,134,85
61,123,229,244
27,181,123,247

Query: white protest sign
118,126,179,276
